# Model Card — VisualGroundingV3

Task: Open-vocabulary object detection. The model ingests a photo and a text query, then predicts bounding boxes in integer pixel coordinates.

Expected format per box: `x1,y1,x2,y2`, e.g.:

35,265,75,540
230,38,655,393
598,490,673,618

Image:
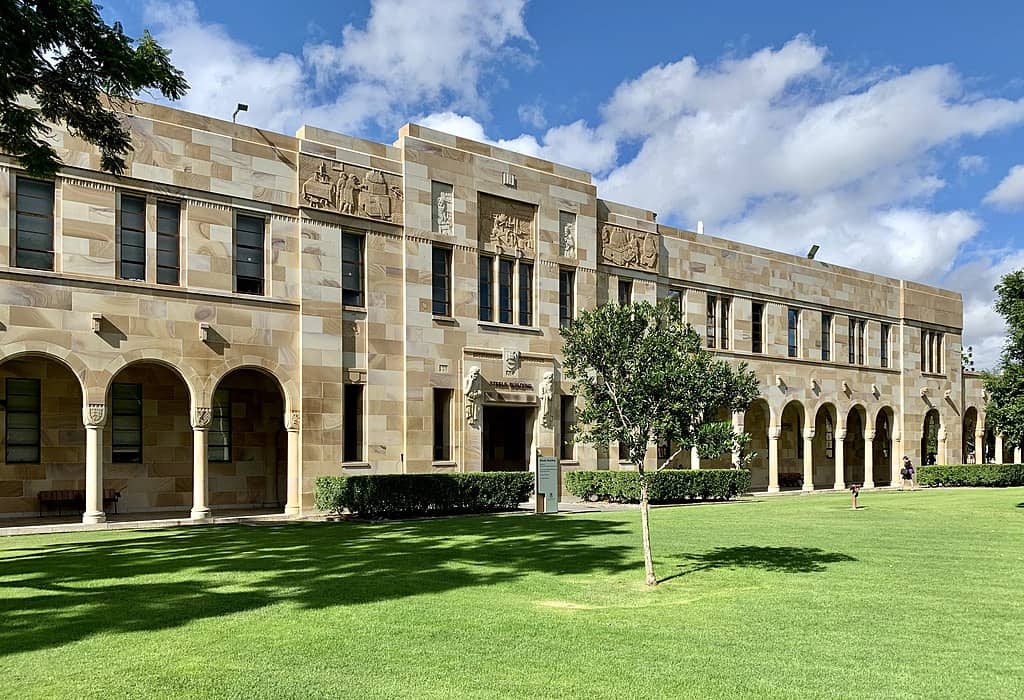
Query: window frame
117,194,147,281
341,232,365,307
343,383,364,463
431,245,453,317
13,177,55,271
751,301,764,354
478,254,494,322
720,297,731,350
618,279,633,306
706,294,718,348
518,261,533,326
110,382,143,463
821,312,833,362
880,322,890,368
432,387,453,462
498,258,515,324
4,378,41,464
560,394,575,461
787,307,800,358
209,389,232,463
233,213,266,296
559,268,575,329
156,199,181,285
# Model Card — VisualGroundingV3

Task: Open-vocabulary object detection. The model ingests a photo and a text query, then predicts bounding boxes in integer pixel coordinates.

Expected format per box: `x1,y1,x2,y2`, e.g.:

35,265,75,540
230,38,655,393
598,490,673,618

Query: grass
1,488,1023,699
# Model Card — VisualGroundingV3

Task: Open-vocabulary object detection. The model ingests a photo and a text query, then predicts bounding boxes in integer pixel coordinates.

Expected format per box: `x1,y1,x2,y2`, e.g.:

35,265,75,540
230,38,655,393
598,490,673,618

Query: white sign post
536,456,559,514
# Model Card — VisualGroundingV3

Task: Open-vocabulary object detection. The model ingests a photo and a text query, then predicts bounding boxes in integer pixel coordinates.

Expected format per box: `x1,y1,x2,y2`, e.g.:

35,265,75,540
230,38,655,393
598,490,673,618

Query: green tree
984,270,1024,451
1,0,188,177
560,299,759,585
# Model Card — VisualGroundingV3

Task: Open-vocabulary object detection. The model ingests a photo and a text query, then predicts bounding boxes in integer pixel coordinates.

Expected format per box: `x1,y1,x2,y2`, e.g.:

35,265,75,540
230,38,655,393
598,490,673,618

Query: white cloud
517,102,546,129
958,155,987,174
984,165,1024,210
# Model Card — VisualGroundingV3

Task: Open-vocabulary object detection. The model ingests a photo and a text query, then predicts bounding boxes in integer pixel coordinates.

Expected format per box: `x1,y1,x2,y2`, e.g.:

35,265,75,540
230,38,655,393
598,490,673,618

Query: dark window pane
721,298,731,350
559,269,575,329
479,255,493,322
706,295,717,348
5,378,40,463
499,259,514,324
235,215,264,295
433,388,452,461
432,247,451,316
788,308,799,358
619,280,632,306
341,233,364,306
209,389,231,462
15,250,53,271
14,228,54,252
821,313,832,362
518,262,533,326
344,384,364,462
752,302,764,354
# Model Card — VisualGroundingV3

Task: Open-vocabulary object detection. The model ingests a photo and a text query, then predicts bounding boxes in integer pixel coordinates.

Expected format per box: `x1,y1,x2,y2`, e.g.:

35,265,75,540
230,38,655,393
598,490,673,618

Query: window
344,384,364,462
787,308,800,358
433,388,452,461
234,214,265,295
478,255,494,322
922,330,944,373
618,279,632,305
849,319,866,365
111,383,142,463
751,302,764,354
5,378,40,463
560,395,575,460
667,289,684,317
857,321,865,365
707,294,717,348
720,297,731,350
824,414,835,459
432,246,452,316
342,233,365,306
936,333,943,373
498,259,514,324
118,195,146,281
209,389,231,463
559,269,575,329
518,261,533,325
821,312,833,362
881,322,891,368
14,178,55,270
796,415,804,459
156,201,180,285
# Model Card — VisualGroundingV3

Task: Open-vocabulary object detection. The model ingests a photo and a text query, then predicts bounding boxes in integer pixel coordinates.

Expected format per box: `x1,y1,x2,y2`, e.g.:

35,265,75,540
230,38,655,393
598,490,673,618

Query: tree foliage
1,0,188,177
984,270,1024,448
560,299,759,584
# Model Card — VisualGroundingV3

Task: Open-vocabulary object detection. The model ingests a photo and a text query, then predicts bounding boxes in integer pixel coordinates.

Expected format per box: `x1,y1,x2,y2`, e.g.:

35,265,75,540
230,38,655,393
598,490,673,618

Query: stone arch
921,408,941,465
845,405,868,485
99,352,201,412
962,406,979,464
0,344,89,402
205,358,297,416
873,406,895,485
812,402,838,489
743,398,770,490
778,400,805,488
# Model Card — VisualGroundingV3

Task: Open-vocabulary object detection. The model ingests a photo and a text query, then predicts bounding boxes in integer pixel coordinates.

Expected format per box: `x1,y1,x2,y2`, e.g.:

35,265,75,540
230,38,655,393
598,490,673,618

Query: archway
743,400,769,490
873,407,894,485
921,409,940,465
962,407,979,464
105,361,193,515
984,426,996,463
845,406,867,485
812,404,837,488
779,401,805,490
0,354,85,517
209,368,287,511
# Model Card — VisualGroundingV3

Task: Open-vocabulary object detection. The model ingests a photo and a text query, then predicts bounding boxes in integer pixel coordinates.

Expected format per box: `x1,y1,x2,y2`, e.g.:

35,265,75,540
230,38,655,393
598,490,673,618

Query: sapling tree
560,299,759,585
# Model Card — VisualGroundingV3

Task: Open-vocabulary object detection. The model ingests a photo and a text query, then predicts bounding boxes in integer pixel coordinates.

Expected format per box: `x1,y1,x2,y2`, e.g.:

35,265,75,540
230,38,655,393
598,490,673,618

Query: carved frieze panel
559,211,577,258
601,223,659,271
299,155,404,224
432,181,454,235
478,193,535,256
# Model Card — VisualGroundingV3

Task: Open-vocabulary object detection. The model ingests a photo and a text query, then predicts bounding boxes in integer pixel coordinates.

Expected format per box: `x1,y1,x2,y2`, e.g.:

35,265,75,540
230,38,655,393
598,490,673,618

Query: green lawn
1,488,1022,699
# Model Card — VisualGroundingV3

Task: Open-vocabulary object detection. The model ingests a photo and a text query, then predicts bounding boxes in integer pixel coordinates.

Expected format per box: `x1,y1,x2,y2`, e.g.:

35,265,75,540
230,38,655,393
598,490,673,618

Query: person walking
900,456,914,491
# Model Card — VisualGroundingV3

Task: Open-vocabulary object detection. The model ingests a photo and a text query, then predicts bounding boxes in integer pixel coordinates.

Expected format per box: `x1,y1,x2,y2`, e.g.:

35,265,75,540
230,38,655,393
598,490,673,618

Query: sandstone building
0,101,1002,522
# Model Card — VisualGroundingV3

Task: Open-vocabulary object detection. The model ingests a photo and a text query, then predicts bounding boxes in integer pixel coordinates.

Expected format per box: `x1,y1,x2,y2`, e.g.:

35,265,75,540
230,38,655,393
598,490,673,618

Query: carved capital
193,406,212,429
836,428,848,441
803,428,816,440
768,427,782,440
285,410,301,431
864,430,876,441
83,403,106,427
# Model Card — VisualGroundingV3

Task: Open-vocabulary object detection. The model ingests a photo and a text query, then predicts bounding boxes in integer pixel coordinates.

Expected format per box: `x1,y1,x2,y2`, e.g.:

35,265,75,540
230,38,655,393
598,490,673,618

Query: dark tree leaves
984,270,1024,448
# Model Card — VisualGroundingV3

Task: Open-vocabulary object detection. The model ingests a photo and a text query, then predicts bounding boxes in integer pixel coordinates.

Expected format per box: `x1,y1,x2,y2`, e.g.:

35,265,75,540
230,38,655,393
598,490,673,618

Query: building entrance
482,405,532,471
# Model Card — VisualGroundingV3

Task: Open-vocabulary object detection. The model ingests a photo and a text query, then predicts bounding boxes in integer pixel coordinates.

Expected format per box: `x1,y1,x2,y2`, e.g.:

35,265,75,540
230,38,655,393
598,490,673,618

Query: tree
1,0,188,177
984,270,1024,451
560,299,759,585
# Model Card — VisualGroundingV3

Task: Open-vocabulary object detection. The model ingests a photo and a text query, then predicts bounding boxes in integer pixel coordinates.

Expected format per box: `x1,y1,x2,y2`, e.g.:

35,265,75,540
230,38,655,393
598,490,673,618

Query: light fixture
232,103,249,123
91,313,102,332
807,244,820,260
199,322,210,342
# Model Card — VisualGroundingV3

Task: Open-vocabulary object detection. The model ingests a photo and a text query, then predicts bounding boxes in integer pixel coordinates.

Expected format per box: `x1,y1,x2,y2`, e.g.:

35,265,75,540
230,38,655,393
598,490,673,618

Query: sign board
536,456,559,514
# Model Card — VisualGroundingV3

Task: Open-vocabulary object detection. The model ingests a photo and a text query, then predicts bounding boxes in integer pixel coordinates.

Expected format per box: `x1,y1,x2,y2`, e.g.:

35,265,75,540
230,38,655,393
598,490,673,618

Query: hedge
314,472,534,518
564,469,751,503
917,464,1024,488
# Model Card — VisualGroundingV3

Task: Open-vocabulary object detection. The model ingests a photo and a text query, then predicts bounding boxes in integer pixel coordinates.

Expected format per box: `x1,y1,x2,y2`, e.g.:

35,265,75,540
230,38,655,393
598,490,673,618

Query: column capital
836,428,847,441
83,403,106,428
803,428,815,439
285,410,301,432
768,427,782,440
192,406,212,430
864,430,876,441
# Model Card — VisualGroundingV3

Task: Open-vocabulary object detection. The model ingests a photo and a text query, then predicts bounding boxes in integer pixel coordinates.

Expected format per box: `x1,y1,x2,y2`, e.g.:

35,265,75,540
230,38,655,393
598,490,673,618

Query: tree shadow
1016,503,1024,508
661,546,857,583
0,514,633,657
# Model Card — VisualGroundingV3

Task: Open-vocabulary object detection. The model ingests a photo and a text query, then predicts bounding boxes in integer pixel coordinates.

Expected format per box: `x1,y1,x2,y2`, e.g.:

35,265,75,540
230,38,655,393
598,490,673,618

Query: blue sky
103,0,1024,369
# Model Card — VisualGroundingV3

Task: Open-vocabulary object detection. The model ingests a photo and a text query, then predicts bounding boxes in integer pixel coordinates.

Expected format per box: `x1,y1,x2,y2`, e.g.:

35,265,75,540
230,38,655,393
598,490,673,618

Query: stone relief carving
502,348,522,377
193,407,212,429
539,371,554,428
84,404,105,426
432,181,454,235
300,156,404,224
285,411,301,431
478,193,535,256
464,366,484,427
601,224,659,271
559,211,577,258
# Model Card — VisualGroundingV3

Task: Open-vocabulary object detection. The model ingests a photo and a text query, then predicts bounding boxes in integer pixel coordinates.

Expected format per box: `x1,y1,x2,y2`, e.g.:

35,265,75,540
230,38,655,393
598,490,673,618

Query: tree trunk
639,472,657,586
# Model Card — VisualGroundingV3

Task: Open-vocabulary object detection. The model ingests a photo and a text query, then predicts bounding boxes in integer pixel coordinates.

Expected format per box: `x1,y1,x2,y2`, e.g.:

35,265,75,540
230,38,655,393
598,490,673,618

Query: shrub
314,472,534,518
563,469,751,503
778,472,803,488
917,464,1024,488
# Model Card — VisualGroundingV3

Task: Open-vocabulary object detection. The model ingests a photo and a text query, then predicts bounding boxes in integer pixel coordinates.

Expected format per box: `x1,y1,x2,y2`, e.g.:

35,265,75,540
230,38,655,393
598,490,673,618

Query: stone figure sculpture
464,366,484,427
560,213,576,258
502,348,521,377
539,371,554,428
436,189,453,234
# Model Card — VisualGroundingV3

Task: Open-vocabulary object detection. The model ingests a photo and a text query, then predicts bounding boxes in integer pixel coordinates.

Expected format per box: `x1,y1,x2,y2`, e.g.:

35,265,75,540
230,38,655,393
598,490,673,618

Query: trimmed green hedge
314,472,534,518
917,464,1024,487
564,469,751,503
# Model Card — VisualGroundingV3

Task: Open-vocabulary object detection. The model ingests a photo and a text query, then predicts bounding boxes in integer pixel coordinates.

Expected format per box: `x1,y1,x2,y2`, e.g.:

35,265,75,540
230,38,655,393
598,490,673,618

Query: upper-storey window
156,201,181,285
5,378,40,463
666,288,684,318
881,322,891,368
751,302,764,354
848,318,866,365
481,257,533,327
498,259,514,323
720,297,731,350
431,245,452,316
518,261,533,326
706,294,717,348
479,254,494,322
111,382,142,463
821,312,833,362
787,308,800,358
234,214,265,295
618,279,633,306
14,178,55,271
118,195,147,281
922,330,943,373
341,232,364,306
559,268,575,329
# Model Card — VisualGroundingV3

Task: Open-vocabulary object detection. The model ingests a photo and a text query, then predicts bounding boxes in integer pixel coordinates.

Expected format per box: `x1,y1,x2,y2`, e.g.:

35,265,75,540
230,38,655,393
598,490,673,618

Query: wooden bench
37,489,122,517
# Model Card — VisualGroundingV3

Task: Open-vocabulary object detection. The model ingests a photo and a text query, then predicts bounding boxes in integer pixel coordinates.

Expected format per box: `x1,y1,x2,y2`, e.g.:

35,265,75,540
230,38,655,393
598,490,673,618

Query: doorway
482,405,532,471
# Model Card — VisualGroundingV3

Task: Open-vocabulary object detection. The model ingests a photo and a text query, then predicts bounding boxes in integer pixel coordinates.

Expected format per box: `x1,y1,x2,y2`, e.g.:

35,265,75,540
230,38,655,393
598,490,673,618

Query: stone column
1016,446,1023,465
191,406,212,520
767,427,781,493
731,411,744,467
285,410,301,515
802,428,814,492
834,428,847,490
690,446,700,470
863,430,875,489
83,403,107,524
937,426,948,465
974,428,985,464
891,428,902,483
995,433,1005,464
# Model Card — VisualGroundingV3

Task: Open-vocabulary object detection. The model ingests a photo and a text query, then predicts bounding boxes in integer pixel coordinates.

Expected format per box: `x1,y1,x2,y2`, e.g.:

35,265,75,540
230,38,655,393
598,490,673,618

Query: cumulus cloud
984,165,1024,209
958,155,987,174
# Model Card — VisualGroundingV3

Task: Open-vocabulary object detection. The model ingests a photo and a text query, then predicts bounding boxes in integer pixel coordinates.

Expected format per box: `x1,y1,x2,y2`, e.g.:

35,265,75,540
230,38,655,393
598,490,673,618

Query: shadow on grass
661,546,857,583
0,514,633,657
